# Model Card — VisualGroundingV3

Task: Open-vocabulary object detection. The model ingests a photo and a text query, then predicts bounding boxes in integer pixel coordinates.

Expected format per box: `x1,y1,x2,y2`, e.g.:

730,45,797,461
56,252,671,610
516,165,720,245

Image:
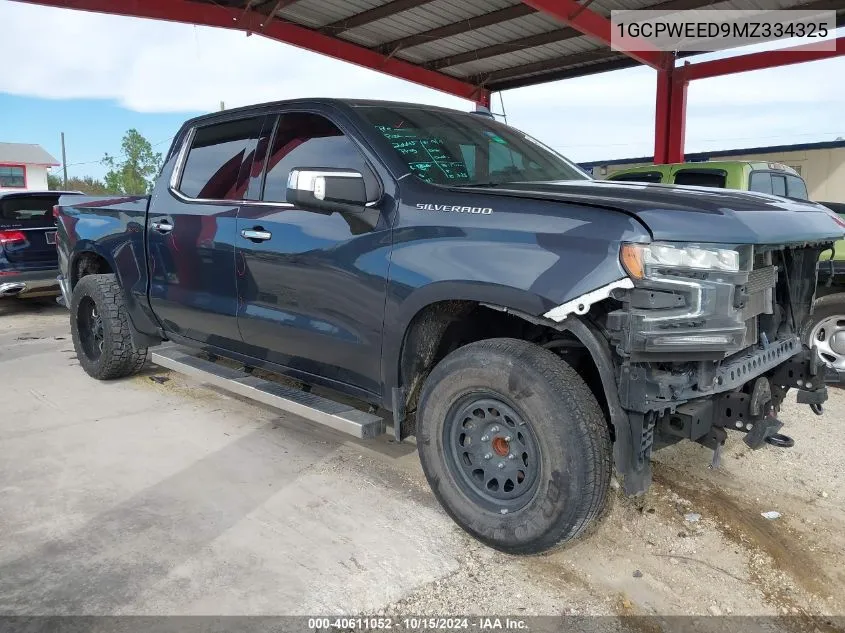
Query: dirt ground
2,298,844,624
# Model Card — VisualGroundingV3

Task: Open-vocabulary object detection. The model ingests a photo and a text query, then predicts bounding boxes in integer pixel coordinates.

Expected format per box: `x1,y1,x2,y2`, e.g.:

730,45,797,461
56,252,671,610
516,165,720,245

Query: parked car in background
605,160,809,199
0,190,81,300
604,161,845,380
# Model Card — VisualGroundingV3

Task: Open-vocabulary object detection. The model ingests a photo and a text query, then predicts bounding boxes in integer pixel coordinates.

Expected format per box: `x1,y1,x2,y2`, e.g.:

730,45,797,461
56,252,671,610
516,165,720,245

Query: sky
0,1,843,181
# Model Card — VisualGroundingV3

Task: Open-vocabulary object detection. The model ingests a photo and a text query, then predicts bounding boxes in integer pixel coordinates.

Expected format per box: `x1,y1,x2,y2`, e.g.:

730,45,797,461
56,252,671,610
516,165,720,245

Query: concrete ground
1,298,844,618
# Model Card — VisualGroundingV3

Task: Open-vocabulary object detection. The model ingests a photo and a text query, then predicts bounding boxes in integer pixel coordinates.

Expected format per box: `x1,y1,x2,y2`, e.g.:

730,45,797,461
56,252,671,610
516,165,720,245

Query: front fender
381,280,550,393
381,191,650,396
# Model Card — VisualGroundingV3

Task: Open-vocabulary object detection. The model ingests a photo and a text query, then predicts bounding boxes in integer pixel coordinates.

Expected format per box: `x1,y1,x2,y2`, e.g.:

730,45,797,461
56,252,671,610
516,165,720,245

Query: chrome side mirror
286,168,367,211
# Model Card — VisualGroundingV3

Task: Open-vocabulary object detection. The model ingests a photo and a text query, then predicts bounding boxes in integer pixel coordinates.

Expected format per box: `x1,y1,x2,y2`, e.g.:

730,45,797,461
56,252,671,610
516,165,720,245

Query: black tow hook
765,433,795,448
810,403,824,416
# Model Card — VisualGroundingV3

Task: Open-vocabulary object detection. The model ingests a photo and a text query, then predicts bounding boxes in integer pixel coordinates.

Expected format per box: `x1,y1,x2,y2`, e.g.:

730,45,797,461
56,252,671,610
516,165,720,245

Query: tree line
48,129,164,195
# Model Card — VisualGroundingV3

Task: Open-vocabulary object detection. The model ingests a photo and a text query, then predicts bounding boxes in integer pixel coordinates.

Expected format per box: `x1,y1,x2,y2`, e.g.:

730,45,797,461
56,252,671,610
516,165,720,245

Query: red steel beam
653,66,688,164
683,36,845,80
653,69,671,164
12,0,489,104
521,0,668,70
666,71,688,163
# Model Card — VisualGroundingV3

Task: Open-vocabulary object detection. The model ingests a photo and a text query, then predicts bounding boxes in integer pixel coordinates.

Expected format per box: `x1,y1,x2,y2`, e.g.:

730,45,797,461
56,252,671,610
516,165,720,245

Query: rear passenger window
785,175,808,200
749,172,773,195
608,172,664,183
178,117,263,200
771,175,787,197
673,170,726,188
262,112,378,203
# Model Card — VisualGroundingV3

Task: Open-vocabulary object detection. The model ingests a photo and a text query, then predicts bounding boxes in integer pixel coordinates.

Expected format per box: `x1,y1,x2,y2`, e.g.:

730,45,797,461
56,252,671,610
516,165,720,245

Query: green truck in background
606,161,845,379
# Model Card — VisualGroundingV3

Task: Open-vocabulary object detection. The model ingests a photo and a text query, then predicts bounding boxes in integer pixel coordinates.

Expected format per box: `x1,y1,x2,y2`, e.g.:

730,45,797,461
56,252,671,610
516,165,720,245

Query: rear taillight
53,205,61,219
0,230,26,245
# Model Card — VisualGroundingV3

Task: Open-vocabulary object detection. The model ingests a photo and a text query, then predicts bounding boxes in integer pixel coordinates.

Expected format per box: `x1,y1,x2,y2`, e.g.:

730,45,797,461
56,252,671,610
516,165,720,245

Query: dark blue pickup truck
56,99,845,554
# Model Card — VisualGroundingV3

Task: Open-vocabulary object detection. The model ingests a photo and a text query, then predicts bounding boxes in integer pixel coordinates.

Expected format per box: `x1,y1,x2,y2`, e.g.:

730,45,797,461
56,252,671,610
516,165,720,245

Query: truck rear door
0,193,64,271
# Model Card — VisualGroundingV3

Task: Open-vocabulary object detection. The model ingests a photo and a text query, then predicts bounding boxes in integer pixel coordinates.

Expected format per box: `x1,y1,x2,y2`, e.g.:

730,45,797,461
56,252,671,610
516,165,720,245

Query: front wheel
70,274,148,380
802,293,845,377
416,338,612,554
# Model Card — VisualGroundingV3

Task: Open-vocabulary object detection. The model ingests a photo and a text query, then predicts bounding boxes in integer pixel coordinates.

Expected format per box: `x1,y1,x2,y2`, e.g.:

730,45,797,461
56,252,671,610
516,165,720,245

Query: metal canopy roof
17,0,845,103
13,0,845,165
210,0,843,93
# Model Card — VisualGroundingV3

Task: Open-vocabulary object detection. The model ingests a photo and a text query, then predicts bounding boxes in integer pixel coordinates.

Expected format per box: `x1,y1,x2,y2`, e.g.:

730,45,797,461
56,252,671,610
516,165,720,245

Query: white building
0,142,60,192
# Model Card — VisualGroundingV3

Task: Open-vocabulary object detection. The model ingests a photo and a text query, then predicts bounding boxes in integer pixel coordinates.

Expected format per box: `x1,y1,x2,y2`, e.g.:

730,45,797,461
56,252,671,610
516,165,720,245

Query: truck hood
468,180,845,245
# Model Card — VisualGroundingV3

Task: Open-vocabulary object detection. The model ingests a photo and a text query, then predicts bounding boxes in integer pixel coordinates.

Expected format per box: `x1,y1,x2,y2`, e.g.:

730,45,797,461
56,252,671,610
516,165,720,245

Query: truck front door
234,110,391,397
147,116,264,347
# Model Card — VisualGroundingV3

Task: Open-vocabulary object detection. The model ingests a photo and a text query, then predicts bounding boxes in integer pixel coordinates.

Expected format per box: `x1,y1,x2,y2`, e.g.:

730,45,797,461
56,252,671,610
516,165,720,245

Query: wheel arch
385,283,634,483
383,281,550,401
69,244,114,290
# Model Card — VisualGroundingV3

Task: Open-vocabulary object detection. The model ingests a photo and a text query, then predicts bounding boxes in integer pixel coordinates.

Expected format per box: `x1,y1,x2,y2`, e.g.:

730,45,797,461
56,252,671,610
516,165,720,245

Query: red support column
653,69,671,164
653,66,688,164
667,69,688,164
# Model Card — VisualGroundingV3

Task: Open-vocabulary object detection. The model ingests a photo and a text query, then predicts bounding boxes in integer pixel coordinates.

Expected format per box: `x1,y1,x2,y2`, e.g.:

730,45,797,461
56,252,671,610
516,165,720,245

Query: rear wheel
416,338,612,554
70,274,147,380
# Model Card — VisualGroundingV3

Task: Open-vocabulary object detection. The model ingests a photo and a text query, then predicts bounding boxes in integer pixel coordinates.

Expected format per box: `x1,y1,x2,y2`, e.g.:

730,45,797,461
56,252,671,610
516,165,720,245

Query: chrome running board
151,346,385,439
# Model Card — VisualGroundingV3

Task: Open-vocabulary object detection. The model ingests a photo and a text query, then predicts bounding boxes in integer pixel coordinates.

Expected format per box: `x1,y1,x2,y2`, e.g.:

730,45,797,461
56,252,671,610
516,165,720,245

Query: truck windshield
356,105,590,187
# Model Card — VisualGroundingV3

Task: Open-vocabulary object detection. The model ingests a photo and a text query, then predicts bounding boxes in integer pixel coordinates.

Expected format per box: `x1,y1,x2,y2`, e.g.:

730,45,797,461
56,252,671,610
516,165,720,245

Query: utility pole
60,132,68,189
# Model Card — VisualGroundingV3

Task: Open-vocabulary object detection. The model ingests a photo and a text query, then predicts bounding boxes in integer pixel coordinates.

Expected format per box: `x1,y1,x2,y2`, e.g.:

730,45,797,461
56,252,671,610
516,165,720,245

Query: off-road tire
416,337,612,554
70,274,148,380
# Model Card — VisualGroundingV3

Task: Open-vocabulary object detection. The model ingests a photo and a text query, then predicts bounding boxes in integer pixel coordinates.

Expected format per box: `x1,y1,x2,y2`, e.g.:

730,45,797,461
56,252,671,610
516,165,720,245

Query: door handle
151,220,174,234
241,228,272,242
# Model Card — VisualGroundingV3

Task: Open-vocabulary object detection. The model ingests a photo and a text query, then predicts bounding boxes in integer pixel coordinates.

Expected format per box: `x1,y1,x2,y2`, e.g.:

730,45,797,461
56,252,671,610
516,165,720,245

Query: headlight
620,242,739,279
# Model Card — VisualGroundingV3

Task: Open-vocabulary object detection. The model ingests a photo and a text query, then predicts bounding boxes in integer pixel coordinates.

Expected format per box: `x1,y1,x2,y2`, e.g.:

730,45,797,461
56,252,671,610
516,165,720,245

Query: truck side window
262,112,378,203
608,172,663,183
749,171,773,195
178,117,263,200
785,175,808,200
771,175,787,197
673,170,726,188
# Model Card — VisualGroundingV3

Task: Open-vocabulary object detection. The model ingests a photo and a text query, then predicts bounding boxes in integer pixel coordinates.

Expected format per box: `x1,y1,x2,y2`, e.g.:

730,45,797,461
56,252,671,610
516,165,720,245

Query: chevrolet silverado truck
56,99,845,554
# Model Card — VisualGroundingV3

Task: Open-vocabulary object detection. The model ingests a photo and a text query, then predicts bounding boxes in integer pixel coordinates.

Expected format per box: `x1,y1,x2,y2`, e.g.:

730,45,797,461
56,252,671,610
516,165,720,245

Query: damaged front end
604,241,832,493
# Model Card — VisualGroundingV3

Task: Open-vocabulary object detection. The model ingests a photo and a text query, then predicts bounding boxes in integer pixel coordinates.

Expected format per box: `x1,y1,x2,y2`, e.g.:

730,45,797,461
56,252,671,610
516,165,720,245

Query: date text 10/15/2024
308,617,529,630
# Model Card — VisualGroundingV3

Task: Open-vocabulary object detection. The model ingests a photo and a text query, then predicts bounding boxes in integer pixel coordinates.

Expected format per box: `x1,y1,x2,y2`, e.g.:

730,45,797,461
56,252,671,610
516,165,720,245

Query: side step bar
150,347,385,439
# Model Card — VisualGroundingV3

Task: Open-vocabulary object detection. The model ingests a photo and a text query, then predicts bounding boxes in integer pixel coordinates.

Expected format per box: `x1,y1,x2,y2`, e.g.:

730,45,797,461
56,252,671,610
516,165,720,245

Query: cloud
1,1,843,162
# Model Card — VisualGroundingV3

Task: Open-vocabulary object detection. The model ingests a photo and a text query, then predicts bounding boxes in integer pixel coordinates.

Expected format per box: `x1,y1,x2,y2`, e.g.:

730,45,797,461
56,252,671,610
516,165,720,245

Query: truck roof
180,98,467,128
611,160,801,176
